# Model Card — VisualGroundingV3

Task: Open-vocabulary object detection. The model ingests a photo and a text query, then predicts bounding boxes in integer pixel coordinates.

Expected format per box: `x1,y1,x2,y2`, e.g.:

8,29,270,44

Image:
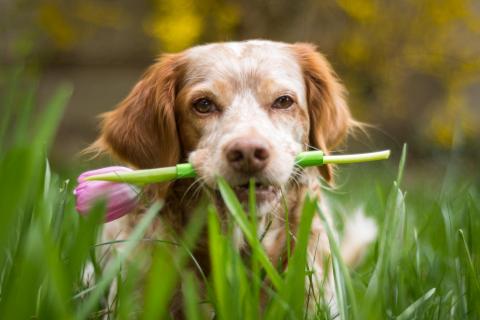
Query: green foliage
0,70,479,319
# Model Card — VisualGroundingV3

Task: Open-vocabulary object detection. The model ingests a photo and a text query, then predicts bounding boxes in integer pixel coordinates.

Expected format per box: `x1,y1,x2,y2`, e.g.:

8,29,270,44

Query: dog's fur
89,40,376,317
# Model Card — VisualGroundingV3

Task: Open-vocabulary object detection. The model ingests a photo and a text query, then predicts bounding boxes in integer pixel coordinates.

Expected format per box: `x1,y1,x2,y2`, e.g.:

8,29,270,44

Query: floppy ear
292,43,352,182
91,53,185,170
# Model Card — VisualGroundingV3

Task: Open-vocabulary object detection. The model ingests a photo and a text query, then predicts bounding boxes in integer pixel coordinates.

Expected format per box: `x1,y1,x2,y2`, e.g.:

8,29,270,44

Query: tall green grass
0,71,478,319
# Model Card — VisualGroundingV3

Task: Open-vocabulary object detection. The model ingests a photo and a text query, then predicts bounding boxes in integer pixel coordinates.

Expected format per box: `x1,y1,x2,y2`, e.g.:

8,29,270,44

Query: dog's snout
225,138,270,174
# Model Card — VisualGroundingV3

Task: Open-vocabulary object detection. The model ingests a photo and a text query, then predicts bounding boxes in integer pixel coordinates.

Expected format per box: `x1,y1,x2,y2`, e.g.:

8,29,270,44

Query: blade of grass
367,182,405,291
77,201,162,319
280,188,291,261
0,66,22,146
458,229,480,293
267,195,316,319
14,83,37,144
396,288,436,320
183,271,202,320
397,143,407,187
208,206,229,320
248,178,261,319
217,177,283,290
316,203,358,320
285,195,316,318
33,83,73,152
141,203,207,320
0,225,47,319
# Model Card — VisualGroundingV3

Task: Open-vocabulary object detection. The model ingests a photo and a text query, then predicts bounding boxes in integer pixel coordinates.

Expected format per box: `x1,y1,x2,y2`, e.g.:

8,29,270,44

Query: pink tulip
74,166,140,222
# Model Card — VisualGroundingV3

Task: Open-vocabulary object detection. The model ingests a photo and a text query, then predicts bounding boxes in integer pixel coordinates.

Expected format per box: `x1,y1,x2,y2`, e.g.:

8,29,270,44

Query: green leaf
183,271,202,320
316,203,358,320
217,177,283,290
396,143,407,187
396,288,436,320
458,229,480,294
208,206,229,320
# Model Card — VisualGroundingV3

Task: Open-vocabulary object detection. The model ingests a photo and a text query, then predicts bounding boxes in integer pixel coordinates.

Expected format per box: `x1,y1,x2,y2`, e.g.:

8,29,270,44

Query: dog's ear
91,53,185,170
292,43,352,182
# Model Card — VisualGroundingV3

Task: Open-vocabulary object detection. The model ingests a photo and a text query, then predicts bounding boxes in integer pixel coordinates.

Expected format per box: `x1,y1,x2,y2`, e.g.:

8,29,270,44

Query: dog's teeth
232,182,275,192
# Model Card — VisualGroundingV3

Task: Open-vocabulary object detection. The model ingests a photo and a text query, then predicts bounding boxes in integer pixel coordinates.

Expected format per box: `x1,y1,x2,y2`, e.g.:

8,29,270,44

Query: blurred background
1,0,479,175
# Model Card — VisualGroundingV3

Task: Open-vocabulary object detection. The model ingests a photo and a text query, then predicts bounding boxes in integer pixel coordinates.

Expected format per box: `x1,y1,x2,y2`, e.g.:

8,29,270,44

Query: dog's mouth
231,181,278,203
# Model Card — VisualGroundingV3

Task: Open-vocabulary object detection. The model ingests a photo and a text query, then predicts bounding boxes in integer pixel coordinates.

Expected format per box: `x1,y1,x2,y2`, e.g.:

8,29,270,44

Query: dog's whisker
182,178,204,199
288,166,305,190
190,180,207,202
182,178,207,205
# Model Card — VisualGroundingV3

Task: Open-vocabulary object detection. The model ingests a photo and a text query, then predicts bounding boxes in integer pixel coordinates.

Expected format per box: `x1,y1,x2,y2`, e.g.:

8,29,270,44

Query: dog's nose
225,138,270,174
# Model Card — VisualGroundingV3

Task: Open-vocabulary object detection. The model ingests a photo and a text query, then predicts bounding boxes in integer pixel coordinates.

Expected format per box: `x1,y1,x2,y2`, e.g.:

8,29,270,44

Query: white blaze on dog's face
176,41,310,204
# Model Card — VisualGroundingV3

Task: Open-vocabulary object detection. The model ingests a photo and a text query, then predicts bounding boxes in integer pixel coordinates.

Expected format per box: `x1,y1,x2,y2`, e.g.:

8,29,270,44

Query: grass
1,71,479,319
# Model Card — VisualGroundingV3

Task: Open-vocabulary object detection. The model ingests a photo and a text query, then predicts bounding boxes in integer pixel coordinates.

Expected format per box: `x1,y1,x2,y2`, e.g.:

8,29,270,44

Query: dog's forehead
183,41,304,88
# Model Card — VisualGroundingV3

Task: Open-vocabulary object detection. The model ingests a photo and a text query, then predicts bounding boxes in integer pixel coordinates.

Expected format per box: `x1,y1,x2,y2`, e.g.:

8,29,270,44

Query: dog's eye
193,98,216,114
272,95,294,109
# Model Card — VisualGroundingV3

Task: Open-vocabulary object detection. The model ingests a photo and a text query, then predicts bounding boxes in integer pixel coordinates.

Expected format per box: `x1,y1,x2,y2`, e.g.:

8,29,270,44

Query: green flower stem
322,150,391,165
86,166,177,184
85,149,390,185
295,150,324,167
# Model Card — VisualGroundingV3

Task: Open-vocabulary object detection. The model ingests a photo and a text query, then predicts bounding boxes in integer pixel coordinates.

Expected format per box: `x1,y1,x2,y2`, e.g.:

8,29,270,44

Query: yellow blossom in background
145,0,203,53
428,88,480,148
37,0,125,50
430,112,455,148
339,32,369,65
145,0,239,52
38,2,76,49
75,1,125,29
336,0,377,22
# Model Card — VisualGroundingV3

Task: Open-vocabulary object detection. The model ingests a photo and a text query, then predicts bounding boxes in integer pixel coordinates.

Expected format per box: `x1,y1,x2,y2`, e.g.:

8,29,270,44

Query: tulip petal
74,166,139,222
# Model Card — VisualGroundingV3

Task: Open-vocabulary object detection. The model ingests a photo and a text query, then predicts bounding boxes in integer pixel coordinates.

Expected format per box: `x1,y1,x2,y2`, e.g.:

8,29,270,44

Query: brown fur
292,42,352,181
89,53,187,197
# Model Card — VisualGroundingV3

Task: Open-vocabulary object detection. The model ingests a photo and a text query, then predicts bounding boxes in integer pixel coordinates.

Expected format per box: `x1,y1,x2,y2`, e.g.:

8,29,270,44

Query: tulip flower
74,166,140,222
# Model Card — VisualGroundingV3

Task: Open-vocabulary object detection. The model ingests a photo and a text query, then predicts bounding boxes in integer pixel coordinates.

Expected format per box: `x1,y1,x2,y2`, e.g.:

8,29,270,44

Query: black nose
224,138,270,174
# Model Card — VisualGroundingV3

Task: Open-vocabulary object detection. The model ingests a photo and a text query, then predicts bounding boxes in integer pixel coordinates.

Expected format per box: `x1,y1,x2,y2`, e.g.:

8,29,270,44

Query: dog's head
93,40,351,207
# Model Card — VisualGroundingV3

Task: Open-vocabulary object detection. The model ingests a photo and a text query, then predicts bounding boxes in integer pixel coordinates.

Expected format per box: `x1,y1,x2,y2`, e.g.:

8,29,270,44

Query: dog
88,40,377,317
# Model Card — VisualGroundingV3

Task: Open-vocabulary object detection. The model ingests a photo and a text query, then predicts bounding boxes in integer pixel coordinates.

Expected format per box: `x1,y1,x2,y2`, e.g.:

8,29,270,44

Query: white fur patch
184,40,307,211
341,209,378,266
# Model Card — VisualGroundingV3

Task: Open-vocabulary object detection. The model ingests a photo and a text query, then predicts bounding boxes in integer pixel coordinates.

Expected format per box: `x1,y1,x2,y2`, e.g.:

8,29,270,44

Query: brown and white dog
89,40,377,316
